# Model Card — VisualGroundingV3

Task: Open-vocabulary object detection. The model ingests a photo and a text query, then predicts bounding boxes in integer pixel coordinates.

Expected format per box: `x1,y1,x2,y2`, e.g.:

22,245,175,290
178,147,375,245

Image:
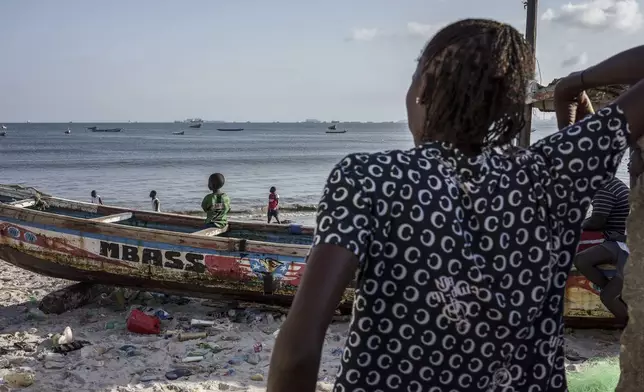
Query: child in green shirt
201,173,231,228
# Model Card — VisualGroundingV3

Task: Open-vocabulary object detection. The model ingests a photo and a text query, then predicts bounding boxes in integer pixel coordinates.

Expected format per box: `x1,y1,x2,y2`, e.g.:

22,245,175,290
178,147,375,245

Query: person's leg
600,276,628,323
573,244,615,289
275,210,281,224
267,210,272,224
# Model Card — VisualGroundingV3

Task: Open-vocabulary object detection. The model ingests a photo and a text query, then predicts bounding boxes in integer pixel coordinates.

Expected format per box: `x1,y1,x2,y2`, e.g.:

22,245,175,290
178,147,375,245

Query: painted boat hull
189,124,202,129
0,185,624,326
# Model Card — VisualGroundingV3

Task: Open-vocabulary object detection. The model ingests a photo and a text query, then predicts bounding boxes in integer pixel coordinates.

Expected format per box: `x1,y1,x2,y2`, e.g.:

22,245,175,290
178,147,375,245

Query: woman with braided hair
268,18,644,391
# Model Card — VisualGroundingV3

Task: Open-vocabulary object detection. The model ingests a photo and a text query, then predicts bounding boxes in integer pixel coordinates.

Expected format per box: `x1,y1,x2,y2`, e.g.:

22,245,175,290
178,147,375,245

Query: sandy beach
0,258,622,392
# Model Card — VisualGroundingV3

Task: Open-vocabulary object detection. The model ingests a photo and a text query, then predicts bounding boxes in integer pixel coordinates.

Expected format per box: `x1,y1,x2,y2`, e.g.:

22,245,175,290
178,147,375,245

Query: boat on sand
0,185,325,309
0,184,623,326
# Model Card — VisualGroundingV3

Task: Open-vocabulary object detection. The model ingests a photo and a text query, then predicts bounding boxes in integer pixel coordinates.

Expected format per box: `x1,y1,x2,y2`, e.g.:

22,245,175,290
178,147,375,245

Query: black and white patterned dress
312,104,629,391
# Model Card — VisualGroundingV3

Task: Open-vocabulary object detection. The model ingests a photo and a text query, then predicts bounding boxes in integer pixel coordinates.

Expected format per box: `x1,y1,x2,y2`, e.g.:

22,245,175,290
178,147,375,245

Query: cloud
347,28,378,42
541,0,642,32
347,22,441,42
561,52,589,67
406,22,436,38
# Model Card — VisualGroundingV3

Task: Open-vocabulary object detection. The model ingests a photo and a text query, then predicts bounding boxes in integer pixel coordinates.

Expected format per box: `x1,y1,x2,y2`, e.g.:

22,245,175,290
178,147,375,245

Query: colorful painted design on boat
0,221,306,289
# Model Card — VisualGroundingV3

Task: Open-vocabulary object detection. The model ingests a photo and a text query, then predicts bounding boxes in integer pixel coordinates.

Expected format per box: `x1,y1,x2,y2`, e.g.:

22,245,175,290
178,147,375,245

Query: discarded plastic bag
127,309,160,335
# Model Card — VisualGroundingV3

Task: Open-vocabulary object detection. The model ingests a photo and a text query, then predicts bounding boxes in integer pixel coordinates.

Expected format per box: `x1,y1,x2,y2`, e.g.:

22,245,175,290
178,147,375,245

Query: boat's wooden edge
89,212,133,223
0,202,311,257
0,186,316,235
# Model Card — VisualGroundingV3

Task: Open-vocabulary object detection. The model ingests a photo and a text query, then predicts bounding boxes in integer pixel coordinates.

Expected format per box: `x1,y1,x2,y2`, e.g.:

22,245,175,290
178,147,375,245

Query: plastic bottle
105,321,126,330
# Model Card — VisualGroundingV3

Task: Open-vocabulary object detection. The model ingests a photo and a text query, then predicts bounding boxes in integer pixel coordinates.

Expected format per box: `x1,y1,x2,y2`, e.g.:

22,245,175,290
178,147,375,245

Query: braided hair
415,19,533,153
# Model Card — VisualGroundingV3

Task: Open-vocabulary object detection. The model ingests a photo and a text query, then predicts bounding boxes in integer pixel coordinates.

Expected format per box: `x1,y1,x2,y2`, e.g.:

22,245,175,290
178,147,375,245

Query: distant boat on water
0,132,6,137
1,125,6,130
65,128,71,135
326,130,347,134
331,120,340,124
327,124,337,130
87,126,122,133
217,128,244,132
186,118,203,129
172,131,185,135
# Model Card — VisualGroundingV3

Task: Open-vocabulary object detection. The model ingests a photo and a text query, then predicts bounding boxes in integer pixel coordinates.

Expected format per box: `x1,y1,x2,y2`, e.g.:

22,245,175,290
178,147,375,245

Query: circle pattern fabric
312,104,629,391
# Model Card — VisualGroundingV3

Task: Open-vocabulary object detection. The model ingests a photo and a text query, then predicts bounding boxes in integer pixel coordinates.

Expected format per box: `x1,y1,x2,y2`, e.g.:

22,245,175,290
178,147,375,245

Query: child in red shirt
267,186,280,224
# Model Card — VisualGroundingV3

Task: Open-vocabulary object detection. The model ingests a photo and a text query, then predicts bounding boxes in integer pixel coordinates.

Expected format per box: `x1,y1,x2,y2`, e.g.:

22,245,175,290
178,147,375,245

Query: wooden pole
519,0,539,148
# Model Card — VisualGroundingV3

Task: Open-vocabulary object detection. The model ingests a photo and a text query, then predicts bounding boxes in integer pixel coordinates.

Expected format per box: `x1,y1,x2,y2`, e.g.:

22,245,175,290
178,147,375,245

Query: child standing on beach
90,190,103,205
267,186,281,224
149,190,161,212
201,173,230,229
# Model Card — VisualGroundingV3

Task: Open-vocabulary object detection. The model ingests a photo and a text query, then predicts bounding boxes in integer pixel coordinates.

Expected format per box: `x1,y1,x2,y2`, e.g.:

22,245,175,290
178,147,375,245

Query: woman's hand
554,71,585,102
554,72,589,130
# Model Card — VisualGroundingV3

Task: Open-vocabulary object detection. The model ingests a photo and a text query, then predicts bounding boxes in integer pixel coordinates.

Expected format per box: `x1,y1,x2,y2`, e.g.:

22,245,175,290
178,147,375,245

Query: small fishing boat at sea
65,128,71,135
172,131,185,135
1,125,6,130
186,118,203,129
87,126,122,133
217,128,244,132
0,184,625,327
327,124,337,130
0,132,6,137
326,129,347,134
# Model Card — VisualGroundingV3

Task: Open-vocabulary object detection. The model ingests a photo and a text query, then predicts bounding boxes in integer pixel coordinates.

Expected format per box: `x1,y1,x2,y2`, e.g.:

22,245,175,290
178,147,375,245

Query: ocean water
0,122,631,226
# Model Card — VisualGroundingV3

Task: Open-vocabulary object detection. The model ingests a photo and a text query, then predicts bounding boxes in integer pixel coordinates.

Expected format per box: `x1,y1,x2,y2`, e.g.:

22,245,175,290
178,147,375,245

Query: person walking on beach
267,186,281,224
90,190,103,205
149,190,161,212
268,18,644,392
201,173,230,229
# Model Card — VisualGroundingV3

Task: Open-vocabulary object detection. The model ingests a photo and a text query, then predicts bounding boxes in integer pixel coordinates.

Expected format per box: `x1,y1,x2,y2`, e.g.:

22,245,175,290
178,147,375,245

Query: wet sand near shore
0,259,621,391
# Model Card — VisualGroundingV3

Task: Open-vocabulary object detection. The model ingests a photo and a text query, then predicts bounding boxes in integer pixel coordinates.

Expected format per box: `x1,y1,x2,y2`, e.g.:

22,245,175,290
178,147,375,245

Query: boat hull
189,124,202,129
217,128,243,132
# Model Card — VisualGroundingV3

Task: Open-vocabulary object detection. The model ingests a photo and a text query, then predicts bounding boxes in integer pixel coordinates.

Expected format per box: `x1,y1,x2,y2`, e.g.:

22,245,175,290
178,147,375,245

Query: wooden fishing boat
325,130,347,134
217,128,244,132
87,126,122,133
0,185,330,309
0,185,624,327
172,131,185,135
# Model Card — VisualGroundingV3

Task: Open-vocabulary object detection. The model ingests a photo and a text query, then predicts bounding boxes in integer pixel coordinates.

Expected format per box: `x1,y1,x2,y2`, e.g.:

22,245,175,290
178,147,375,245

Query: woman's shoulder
337,148,418,169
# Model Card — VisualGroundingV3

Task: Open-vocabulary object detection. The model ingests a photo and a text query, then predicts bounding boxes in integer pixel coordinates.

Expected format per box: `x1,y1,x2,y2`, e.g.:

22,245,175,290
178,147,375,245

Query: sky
0,0,642,122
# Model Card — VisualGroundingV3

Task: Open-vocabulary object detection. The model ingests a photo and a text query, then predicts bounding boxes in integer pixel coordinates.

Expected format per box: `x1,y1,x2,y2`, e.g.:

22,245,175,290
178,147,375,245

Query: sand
0,259,622,392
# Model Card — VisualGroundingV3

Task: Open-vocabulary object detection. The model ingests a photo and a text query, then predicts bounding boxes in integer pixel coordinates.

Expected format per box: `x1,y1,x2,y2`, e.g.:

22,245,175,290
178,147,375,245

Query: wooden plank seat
193,225,228,237
7,199,37,208
89,212,133,223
